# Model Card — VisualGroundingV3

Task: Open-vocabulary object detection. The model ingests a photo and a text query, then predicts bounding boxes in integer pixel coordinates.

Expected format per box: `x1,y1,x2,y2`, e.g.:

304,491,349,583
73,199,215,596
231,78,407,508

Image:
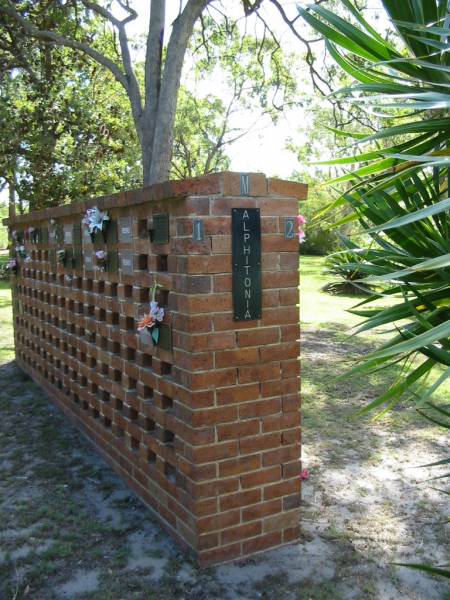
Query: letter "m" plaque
232,208,262,321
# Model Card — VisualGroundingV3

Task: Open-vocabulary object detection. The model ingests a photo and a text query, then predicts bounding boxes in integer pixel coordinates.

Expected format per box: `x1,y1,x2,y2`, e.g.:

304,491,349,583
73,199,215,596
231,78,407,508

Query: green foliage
302,0,450,409
0,9,141,212
323,243,373,296
301,0,449,579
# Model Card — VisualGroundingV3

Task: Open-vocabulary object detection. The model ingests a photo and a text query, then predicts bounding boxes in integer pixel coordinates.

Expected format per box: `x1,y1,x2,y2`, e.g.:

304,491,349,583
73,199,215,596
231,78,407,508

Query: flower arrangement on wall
94,250,107,271
137,282,166,345
82,207,110,242
297,214,307,244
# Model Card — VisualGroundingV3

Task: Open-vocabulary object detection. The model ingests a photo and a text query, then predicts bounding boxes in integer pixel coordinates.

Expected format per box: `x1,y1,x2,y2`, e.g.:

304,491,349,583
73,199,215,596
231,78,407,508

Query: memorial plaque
152,214,169,244
192,218,204,242
106,219,118,244
64,225,73,245
107,250,119,273
56,225,64,245
49,249,56,269
158,324,172,352
120,250,134,274
73,224,82,245
232,208,261,321
118,217,133,243
41,227,49,244
84,250,94,271
284,217,296,240
73,249,83,270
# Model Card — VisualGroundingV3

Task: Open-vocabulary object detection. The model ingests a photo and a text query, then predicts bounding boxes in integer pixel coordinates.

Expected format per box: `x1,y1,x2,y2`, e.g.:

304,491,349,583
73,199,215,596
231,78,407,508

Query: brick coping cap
4,171,307,226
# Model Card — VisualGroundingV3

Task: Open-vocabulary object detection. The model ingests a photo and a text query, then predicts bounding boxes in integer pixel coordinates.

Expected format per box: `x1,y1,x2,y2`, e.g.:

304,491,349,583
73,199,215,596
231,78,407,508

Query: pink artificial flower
300,468,309,480
298,229,306,243
297,214,307,226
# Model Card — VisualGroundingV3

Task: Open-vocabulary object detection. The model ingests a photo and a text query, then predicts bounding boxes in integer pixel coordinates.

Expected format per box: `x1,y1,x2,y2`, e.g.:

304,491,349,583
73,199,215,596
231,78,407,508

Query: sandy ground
0,324,448,600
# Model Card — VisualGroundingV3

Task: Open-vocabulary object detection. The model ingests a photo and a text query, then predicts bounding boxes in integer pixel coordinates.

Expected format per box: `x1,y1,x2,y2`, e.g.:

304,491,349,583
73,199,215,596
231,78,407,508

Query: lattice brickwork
5,172,307,565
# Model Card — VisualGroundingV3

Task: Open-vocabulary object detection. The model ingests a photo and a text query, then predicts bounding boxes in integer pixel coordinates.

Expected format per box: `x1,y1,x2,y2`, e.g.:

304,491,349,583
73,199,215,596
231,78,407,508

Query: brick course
5,171,306,566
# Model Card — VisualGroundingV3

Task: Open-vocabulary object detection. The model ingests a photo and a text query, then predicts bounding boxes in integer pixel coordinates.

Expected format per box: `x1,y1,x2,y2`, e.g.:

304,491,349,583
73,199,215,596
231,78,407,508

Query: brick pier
5,172,307,565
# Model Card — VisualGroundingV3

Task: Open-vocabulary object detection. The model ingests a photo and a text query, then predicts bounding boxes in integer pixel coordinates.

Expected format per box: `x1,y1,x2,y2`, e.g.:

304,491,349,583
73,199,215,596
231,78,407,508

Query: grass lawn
0,257,448,600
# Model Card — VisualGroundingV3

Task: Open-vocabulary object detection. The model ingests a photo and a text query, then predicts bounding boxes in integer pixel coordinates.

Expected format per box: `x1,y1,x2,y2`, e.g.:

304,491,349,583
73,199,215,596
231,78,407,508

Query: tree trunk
147,0,210,185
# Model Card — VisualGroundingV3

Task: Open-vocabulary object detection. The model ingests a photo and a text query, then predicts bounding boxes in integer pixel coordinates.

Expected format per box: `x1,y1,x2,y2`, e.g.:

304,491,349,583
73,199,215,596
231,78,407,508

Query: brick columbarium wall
4,172,307,566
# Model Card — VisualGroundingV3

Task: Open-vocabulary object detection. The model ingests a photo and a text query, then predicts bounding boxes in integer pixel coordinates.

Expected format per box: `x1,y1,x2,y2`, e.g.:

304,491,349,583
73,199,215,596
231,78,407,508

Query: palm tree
300,0,450,578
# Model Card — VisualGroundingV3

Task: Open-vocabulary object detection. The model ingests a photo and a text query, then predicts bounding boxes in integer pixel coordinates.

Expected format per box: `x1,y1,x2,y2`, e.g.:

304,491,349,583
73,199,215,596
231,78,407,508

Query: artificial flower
137,313,156,331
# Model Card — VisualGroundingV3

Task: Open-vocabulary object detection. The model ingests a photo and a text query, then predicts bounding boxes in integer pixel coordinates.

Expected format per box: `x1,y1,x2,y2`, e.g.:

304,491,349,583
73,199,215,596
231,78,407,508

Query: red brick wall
5,172,307,566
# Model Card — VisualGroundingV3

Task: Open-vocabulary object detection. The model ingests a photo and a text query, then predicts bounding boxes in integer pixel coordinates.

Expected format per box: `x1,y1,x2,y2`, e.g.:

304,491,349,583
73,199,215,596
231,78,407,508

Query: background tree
0,4,141,212
0,0,318,186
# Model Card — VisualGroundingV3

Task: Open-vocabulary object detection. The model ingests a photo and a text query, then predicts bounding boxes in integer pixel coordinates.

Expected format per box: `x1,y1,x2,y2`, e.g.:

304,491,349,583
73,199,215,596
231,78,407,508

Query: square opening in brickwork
130,437,140,452
142,353,152,369
162,429,175,445
82,400,89,411
69,323,76,334
88,305,95,317
161,362,172,376
161,395,173,411
124,284,133,299
113,369,122,383
101,363,109,376
73,394,80,404
101,389,110,403
61,320,67,331
86,279,94,292
156,255,168,272
138,219,148,238
88,332,96,344
164,462,176,482
77,302,83,315
110,282,118,297
99,308,106,322
71,346,77,357
89,356,97,368
64,364,69,375
57,379,63,390
56,359,61,369
59,297,66,308
68,299,74,312
111,312,119,325
50,272,56,282
125,317,134,331
53,316,59,327
97,280,105,294
147,450,156,464
145,418,155,432
128,377,137,390
129,407,138,421
104,416,112,429
143,385,153,399
81,376,87,387
139,287,150,303
112,341,121,355
50,374,55,385
125,347,136,361
137,254,148,271
116,427,124,439
59,274,65,286
78,327,85,337
93,408,100,419
115,398,123,411
100,337,108,350
90,382,98,394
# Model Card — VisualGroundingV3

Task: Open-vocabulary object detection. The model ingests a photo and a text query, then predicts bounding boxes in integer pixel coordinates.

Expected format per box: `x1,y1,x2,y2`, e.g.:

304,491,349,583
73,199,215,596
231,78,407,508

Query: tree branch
0,2,130,94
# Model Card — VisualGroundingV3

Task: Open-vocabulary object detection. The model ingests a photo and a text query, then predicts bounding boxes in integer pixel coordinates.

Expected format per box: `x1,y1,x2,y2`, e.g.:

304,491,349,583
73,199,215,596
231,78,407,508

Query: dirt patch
0,323,448,600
